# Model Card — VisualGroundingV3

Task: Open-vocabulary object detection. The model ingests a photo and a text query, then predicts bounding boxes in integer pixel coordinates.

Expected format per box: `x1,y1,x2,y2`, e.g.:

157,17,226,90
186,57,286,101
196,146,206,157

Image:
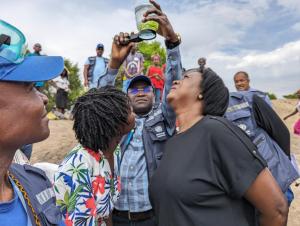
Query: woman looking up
150,68,288,226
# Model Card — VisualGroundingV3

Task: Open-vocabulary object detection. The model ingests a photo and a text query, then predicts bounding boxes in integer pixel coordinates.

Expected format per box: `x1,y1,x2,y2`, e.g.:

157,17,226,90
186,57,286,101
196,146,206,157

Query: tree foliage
44,58,84,111
64,59,84,106
267,92,277,100
283,93,298,99
138,41,166,73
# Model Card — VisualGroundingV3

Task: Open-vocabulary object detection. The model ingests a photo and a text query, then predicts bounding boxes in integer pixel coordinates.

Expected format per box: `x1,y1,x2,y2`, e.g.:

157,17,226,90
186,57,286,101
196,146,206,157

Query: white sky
1,0,300,96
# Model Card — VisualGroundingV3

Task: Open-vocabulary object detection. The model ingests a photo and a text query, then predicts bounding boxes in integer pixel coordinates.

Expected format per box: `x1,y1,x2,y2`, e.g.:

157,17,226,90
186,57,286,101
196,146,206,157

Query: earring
198,94,203,100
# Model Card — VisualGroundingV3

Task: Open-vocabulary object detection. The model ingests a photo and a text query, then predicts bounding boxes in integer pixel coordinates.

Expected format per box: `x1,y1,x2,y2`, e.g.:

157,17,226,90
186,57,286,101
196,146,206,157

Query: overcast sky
2,0,300,96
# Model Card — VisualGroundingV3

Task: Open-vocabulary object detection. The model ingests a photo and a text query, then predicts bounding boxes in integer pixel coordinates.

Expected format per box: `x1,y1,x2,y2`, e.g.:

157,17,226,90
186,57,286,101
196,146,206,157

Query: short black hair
185,68,229,116
234,71,249,80
72,86,130,152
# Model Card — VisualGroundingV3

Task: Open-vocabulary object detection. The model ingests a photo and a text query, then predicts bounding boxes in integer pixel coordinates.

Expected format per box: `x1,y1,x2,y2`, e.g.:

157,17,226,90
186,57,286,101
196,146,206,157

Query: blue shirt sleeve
161,46,182,135
84,58,91,65
58,220,66,226
97,67,119,87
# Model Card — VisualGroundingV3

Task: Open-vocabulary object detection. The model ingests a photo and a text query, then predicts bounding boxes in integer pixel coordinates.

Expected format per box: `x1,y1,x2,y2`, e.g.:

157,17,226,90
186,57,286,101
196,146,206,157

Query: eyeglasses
128,86,152,95
0,20,27,64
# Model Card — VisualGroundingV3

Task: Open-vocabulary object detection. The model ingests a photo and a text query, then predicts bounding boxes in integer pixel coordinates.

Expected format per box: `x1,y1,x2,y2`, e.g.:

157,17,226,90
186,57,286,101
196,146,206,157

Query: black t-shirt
150,116,267,226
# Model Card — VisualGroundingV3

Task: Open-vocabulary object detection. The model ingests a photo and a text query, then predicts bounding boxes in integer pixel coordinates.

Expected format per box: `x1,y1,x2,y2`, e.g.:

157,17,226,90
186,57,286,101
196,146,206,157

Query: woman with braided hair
54,86,135,226
150,68,288,226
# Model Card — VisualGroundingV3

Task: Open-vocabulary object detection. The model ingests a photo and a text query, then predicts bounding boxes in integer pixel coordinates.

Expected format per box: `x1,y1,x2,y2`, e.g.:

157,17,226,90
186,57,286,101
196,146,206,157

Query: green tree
44,59,84,111
283,92,298,99
267,92,277,100
64,59,84,106
115,64,125,90
138,41,166,74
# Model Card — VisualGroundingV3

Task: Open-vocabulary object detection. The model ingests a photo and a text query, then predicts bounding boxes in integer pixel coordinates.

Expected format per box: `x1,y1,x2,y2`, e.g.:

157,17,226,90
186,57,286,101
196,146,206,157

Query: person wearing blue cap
0,20,65,225
106,1,182,225
83,43,109,89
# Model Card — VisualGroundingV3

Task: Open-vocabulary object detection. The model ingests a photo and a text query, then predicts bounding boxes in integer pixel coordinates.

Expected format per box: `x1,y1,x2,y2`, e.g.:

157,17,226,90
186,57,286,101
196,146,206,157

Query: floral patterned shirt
54,144,121,226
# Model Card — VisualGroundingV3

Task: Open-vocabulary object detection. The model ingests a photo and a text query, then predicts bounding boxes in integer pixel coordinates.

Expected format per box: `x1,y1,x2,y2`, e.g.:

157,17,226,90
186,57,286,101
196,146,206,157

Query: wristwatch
165,33,181,49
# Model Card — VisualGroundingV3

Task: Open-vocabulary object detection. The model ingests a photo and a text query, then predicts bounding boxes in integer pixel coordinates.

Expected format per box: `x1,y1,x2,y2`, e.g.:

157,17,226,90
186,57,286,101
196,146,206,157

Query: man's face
96,48,104,57
234,73,250,91
127,81,154,115
0,82,49,150
198,59,206,67
33,45,42,53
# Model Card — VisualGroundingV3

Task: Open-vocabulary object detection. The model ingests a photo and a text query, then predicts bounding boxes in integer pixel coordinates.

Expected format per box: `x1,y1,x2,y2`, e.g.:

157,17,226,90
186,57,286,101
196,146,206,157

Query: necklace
7,171,42,226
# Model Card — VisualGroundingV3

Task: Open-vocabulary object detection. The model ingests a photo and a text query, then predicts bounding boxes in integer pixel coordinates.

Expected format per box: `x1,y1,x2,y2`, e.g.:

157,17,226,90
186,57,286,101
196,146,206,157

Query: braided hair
184,68,229,116
72,86,131,152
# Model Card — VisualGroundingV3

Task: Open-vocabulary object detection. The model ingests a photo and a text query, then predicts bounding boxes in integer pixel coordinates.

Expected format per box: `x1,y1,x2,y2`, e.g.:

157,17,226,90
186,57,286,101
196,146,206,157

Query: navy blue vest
9,163,62,226
225,91,299,192
87,56,109,81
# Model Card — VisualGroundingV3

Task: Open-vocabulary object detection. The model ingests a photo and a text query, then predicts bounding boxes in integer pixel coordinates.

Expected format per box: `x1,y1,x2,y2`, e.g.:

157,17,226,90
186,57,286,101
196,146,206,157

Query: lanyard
8,177,33,226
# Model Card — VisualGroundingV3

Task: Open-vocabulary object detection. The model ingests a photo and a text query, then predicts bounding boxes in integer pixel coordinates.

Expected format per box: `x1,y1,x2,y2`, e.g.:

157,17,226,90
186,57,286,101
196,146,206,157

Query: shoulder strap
208,116,265,164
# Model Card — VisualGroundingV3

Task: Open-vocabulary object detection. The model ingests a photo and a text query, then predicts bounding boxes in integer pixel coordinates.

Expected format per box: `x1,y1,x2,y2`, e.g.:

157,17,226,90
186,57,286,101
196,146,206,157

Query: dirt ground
31,99,300,226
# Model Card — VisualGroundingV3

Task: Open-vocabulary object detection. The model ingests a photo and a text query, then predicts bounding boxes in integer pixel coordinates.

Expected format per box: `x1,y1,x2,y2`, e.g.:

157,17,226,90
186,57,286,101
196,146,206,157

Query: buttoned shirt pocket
253,133,278,168
226,108,255,138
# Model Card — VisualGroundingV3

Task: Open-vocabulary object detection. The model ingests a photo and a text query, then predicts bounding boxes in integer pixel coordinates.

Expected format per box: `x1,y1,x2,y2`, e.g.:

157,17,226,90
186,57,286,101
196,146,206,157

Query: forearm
100,67,119,87
259,211,288,226
284,109,298,119
83,68,89,84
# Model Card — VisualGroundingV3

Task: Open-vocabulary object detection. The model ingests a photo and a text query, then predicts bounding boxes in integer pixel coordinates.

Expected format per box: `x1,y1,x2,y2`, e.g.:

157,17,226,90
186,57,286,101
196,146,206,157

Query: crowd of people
84,38,166,103
1,0,300,226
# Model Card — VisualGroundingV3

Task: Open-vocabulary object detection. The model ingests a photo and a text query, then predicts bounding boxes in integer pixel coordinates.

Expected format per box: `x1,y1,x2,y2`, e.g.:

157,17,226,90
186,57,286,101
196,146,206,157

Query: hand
143,0,178,42
109,32,135,69
154,74,161,80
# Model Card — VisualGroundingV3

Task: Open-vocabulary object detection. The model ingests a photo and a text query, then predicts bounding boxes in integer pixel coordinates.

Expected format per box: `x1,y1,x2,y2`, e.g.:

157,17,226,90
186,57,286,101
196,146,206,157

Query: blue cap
127,75,153,92
0,55,64,82
96,43,104,49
